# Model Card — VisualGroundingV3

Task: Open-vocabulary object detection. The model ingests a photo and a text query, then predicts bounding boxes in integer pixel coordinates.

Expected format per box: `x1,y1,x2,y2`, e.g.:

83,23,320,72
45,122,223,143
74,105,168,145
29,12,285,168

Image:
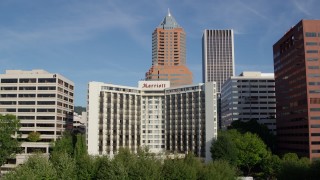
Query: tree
3,154,57,180
50,151,77,179
74,133,87,160
310,160,320,179
74,134,97,179
211,130,269,176
51,131,74,156
211,130,238,165
27,131,41,142
277,153,311,180
76,155,98,180
261,154,281,180
113,147,162,180
201,160,237,180
96,156,128,180
0,114,21,169
74,106,86,114
229,119,276,152
236,132,269,175
161,158,197,180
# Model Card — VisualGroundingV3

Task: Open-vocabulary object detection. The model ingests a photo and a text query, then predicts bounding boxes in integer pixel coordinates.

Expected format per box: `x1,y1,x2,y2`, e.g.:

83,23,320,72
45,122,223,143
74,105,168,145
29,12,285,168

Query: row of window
305,32,320,37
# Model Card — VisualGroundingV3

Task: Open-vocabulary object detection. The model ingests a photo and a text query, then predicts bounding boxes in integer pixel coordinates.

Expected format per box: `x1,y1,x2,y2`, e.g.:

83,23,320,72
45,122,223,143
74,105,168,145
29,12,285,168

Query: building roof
158,9,181,29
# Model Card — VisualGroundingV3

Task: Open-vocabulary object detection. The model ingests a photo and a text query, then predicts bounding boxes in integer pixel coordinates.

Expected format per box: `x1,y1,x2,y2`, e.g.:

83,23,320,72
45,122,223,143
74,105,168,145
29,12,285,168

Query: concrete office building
221,72,276,134
0,69,74,172
146,10,193,87
273,20,320,160
73,112,87,134
87,81,217,161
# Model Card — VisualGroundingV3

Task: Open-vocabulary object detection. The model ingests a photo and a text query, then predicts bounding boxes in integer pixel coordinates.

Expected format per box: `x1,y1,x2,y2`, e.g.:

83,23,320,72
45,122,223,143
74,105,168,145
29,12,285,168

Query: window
38,78,56,83
306,42,318,46
0,101,16,105
305,32,317,37
308,66,320,69
312,150,320,153
1,79,17,83
19,87,36,90
1,87,17,90
311,124,320,128
310,90,320,94
311,116,320,120
310,108,320,111
308,74,320,77
307,58,319,61
37,101,55,105
18,101,35,105
38,86,56,90
307,50,318,53
37,94,55,98
19,78,36,83
309,82,320,86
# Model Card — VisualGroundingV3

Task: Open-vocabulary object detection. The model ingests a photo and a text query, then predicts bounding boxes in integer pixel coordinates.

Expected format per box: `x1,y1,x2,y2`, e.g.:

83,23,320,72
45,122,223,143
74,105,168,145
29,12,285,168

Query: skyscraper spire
146,10,193,87
158,9,180,29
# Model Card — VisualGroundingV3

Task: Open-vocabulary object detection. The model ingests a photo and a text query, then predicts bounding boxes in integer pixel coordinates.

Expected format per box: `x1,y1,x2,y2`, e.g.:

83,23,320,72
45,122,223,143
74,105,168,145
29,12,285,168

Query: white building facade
221,72,276,133
0,69,74,172
87,81,217,161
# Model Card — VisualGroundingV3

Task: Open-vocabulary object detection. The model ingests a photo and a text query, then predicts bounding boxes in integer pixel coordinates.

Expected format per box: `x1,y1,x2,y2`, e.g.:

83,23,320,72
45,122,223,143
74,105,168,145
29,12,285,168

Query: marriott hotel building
87,81,217,161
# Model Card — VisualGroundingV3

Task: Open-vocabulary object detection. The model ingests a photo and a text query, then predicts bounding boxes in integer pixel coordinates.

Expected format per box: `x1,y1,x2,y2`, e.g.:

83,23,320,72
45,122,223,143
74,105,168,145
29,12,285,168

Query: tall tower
202,29,235,129
202,29,235,92
145,10,193,87
273,20,320,160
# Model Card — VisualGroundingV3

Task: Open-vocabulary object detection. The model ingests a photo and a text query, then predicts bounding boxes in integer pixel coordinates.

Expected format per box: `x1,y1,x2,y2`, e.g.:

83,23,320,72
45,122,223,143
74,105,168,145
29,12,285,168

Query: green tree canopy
201,160,237,180
236,132,269,175
211,129,269,176
50,151,77,180
3,154,57,180
51,131,74,156
229,119,276,152
27,131,41,142
211,130,238,165
0,114,21,168
277,153,311,180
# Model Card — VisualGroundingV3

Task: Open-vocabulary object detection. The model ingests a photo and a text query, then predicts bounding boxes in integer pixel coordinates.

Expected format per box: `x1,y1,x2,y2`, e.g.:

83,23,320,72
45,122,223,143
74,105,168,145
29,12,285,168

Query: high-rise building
0,69,74,172
221,72,276,134
273,20,320,160
87,81,217,161
145,10,193,87
202,29,235,129
202,29,235,92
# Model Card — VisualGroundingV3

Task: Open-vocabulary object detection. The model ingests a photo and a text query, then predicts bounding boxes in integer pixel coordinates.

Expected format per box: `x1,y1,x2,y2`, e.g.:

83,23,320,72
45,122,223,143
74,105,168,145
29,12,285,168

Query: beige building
146,10,193,87
0,69,74,172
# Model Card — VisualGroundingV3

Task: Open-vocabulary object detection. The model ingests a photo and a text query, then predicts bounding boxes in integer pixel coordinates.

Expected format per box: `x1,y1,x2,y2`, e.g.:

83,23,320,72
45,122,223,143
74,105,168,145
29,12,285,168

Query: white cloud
0,1,150,51
292,0,313,16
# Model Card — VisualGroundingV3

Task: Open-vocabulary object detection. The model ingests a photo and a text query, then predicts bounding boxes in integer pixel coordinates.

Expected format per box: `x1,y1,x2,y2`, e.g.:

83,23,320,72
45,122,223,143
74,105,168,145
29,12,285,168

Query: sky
1,0,320,106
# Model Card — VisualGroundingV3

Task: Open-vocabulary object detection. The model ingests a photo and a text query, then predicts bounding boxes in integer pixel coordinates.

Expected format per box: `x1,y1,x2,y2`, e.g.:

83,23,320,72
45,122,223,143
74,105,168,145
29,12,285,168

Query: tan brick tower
145,10,193,87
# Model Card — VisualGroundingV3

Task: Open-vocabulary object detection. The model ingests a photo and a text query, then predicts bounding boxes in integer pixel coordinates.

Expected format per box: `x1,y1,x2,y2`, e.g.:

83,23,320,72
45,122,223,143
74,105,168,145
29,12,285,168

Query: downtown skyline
1,0,320,106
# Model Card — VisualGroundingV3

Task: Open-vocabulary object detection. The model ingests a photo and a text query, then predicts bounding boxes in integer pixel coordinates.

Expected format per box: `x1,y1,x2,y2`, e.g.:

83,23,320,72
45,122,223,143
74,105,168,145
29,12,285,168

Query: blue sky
1,0,320,106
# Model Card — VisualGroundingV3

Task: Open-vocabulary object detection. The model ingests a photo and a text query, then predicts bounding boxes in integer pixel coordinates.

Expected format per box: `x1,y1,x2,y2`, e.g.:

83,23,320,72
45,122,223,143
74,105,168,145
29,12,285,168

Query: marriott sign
138,81,170,90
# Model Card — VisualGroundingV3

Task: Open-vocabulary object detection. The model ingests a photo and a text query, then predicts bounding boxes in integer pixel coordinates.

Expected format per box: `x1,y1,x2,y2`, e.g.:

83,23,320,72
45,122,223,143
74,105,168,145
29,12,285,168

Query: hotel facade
0,69,74,172
87,81,217,161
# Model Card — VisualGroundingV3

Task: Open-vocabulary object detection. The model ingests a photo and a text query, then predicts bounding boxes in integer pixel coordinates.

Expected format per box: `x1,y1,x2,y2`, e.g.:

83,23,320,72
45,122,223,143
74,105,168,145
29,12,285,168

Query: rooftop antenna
168,8,171,16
